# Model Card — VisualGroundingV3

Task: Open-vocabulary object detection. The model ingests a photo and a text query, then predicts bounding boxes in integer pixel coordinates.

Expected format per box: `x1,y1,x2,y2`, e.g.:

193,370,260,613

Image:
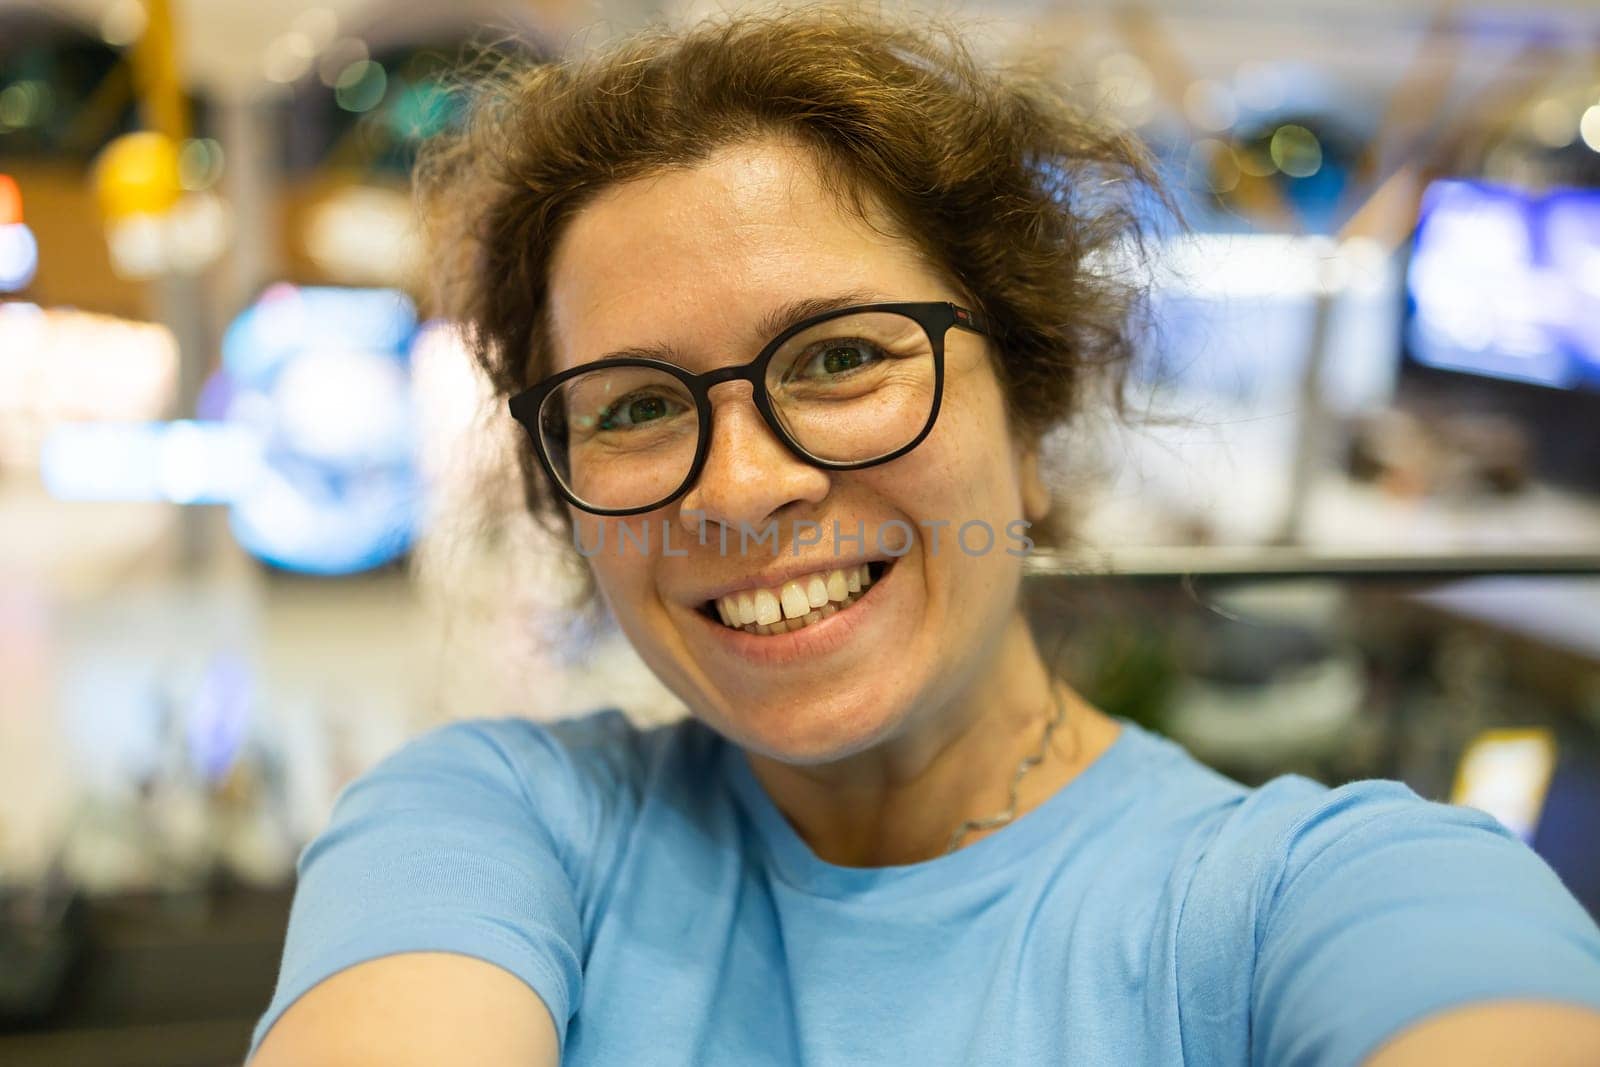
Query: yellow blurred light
93,131,184,220
1450,728,1556,842
1581,105,1600,153
1269,124,1322,178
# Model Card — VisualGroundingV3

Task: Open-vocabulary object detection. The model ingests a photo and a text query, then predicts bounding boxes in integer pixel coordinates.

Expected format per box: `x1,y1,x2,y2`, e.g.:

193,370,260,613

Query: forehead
545,140,944,373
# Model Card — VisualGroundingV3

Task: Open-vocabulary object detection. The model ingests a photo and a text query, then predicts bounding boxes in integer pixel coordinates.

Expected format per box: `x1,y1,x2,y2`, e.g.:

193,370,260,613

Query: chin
711,687,910,767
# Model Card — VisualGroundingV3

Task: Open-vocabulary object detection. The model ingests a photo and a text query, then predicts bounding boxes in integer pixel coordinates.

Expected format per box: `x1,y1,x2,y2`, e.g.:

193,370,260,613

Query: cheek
894,370,1030,616
571,514,661,625
891,369,1024,525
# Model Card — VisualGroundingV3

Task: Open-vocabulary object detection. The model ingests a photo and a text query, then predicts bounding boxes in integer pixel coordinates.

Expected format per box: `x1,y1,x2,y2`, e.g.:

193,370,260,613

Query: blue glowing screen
1406,179,1600,392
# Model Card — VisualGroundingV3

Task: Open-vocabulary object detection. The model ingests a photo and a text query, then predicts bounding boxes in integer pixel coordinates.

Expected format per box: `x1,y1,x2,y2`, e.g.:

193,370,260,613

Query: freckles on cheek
927,402,1018,519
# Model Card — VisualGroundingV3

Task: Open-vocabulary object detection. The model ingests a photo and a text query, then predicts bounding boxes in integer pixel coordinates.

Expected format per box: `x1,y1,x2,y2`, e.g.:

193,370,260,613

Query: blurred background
1,0,1598,1062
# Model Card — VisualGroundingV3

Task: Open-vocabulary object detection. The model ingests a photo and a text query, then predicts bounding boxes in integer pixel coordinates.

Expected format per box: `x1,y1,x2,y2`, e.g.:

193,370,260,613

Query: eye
796,339,884,379
597,392,685,430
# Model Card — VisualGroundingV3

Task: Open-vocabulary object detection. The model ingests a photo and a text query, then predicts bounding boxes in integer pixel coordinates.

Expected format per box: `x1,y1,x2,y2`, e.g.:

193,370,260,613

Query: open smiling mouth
699,561,891,637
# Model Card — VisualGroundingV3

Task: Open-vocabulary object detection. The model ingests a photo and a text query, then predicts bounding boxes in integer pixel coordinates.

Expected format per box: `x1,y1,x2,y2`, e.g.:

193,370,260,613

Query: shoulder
322,708,718,895
1169,769,1600,1065
1090,720,1255,842
1187,771,1575,912
1175,769,1592,954
356,708,705,815
381,707,655,781
251,710,716,1060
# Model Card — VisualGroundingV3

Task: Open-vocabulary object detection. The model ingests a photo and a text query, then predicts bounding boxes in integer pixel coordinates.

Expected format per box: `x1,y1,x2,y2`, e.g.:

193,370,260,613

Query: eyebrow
591,288,889,366
756,289,885,340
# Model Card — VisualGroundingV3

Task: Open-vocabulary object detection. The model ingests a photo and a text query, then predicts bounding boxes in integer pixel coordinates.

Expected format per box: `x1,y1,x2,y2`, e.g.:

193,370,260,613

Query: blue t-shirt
250,712,1600,1065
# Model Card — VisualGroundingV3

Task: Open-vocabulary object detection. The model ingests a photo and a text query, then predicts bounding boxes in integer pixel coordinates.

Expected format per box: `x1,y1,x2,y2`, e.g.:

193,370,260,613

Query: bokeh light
0,220,38,291
1269,124,1323,178
334,60,387,113
218,285,421,575
178,137,226,191
0,173,22,225
1582,105,1600,153
93,131,184,220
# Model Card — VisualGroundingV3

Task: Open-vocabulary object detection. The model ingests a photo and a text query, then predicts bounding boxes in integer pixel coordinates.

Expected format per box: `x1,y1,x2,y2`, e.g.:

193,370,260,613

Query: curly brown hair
416,5,1166,547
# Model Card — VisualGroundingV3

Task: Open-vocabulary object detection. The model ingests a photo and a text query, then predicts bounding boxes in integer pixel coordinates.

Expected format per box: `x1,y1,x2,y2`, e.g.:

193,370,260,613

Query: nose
677,381,830,538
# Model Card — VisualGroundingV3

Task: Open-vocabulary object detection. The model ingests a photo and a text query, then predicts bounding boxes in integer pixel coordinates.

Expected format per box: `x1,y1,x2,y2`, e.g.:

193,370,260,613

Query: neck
742,612,1111,866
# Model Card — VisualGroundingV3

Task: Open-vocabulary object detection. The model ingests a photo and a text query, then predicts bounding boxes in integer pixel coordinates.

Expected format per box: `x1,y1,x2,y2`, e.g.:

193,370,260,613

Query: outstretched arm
251,952,560,1067
1364,1001,1600,1067
247,718,608,1064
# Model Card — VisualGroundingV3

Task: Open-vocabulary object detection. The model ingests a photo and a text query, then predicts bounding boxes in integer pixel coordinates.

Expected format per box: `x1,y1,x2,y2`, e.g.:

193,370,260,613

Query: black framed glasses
508,300,991,516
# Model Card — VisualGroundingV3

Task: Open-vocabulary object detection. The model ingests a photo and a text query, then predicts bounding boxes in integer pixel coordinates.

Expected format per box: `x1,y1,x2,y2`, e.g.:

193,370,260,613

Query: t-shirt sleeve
248,717,604,1060
1247,780,1600,1066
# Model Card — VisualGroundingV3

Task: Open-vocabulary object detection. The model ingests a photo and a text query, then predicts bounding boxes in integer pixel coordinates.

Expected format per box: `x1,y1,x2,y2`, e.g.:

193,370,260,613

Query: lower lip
692,562,896,666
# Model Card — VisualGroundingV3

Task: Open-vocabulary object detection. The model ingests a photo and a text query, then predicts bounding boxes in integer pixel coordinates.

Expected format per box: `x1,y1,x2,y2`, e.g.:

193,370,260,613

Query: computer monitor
1405,178,1600,393
1401,178,1600,491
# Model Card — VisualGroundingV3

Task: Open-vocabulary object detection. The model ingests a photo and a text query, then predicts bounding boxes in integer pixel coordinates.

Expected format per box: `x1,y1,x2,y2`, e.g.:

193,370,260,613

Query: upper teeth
714,564,873,632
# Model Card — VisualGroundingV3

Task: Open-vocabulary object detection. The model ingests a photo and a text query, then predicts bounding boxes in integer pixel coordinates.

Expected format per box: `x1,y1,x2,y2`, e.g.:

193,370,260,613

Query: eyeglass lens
537,310,938,512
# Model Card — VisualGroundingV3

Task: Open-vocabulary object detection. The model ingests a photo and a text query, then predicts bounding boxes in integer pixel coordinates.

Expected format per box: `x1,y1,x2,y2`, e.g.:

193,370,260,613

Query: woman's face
545,139,1048,764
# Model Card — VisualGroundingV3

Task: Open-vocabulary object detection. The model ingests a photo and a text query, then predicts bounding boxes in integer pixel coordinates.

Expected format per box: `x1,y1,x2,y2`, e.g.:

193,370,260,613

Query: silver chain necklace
943,682,1070,855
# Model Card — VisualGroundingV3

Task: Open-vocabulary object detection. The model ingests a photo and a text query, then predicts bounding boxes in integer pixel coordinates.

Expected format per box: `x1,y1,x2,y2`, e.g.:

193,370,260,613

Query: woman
250,10,1600,1065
